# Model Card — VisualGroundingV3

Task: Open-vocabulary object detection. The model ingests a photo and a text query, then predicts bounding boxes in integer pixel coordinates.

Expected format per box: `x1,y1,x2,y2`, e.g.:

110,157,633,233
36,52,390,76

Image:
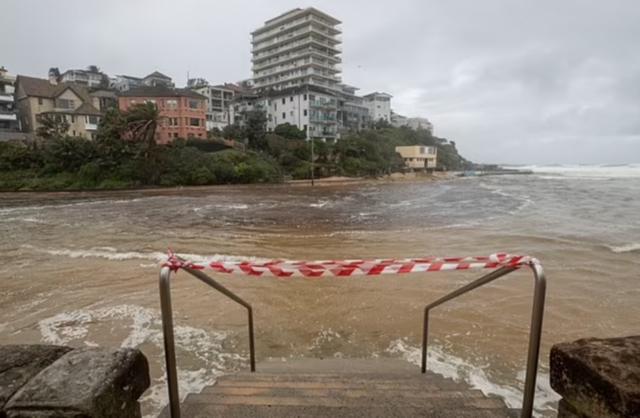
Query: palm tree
122,102,163,163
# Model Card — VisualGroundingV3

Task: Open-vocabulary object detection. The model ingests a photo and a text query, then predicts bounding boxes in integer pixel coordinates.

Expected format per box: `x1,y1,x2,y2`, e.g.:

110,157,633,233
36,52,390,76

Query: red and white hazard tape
163,250,538,278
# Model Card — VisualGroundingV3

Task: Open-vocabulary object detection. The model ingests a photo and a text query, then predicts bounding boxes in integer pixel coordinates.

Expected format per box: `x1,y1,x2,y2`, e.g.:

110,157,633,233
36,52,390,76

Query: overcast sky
2,0,639,164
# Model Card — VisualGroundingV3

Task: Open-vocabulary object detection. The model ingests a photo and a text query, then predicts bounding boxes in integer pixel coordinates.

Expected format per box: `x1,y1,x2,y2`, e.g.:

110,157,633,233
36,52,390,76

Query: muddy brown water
1,170,639,417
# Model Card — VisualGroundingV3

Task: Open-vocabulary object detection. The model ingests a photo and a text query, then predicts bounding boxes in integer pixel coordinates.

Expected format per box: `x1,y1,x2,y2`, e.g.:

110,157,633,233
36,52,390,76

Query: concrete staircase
160,359,518,418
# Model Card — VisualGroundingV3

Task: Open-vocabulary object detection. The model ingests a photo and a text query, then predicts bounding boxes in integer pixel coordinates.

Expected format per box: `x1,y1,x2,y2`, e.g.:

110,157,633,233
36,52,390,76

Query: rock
550,335,640,418
5,348,150,418
0,345,72,415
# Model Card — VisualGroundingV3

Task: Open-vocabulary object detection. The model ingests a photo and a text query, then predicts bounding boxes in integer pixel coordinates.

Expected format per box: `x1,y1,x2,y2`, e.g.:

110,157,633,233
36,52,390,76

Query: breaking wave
38,304,246,418
22,245,269,265
606,242,640,254
387,338,559,417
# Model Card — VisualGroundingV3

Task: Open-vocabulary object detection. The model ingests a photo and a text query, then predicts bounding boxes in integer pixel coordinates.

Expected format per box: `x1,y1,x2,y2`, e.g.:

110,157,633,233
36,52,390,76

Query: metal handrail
159,264,256,418
421,263,547,418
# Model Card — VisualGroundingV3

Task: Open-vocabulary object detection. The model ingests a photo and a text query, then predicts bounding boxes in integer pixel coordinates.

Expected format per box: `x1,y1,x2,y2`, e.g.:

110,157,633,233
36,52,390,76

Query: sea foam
387,338,559,417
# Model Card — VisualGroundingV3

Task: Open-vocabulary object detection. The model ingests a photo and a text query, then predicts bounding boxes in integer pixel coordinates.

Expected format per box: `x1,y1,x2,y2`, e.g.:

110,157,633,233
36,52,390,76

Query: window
290,110,294,116
282,112,286,119
274,103,277,110
282,98,286,104
303,94,307,101
71,116,75,123
190,118,200,127
304,124,307,131
56,98,75,109
290,96,293,102
304,109,308,116
166,99,178,109
189,100,199,109
38,98,43,105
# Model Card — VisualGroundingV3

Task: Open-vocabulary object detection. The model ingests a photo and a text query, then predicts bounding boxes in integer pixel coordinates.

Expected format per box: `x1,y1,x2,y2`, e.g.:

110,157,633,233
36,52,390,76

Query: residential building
363,92,392,124
142,71,174,88
251,7,342,93
118,86,207,144
110,75,142,92
251,8,342,140
395,145,438,170
391,111,433,133
14,75,104,139
0,67,19,131
57,66,107,88
188,79,235,131
263,88,338,141
110,71,173,92
337,84,370,133
229,90,265,128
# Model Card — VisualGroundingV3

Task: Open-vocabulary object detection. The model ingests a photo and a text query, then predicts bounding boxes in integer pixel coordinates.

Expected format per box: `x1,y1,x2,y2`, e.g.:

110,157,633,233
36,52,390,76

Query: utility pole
310,136,315,186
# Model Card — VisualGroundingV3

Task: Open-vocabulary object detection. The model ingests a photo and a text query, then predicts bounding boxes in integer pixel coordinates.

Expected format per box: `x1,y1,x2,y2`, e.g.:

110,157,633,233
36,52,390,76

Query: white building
263,89,338,140
363,92,392,124
189,81,235,131
57,66,106,88
391,112,434,133
110,71,173,92
251,8,343,140
252,8,342,93
0,66,18,131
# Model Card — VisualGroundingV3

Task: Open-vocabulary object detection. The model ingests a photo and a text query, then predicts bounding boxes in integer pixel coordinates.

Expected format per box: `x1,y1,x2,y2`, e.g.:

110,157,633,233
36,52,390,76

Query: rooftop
118,86,206,100
253,7,341,35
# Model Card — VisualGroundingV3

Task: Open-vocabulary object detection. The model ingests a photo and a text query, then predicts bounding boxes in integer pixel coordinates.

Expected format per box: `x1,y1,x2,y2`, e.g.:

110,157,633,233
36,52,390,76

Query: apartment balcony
252,48,342,71
253,37,341,61
0,93,13,103
0,111,17,121
254,61,341,81
252,15,341,44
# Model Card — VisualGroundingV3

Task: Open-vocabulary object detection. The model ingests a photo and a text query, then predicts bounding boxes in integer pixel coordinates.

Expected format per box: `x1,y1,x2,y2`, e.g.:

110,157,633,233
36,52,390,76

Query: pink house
118,86,207,144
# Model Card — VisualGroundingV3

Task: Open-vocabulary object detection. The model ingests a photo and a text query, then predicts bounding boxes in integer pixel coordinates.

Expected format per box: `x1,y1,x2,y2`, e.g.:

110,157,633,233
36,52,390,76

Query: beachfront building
118,86,207,144
364,92,392,124
337,84,370,133
251,7,342,141
395,145,438,170
188,79,235,131
57,66,107,88
391,111,434,133
0,67,19,132
262,88,339,140
14,75,104,139
110,71,174,92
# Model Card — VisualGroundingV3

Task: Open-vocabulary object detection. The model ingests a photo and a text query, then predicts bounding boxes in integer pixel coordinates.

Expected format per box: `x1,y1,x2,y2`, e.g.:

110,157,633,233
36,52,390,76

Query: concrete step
185,392,508,409
200,386,487,400
158,359,519,418
175,403,516,418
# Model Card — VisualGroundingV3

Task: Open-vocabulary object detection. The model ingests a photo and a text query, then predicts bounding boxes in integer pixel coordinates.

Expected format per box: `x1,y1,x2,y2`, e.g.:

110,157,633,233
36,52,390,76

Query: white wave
607,242,640,254
309,200,329,208
387,338,559,416
193,203,249,212
38,304,246,418
22,244,270,265
508,164,640,179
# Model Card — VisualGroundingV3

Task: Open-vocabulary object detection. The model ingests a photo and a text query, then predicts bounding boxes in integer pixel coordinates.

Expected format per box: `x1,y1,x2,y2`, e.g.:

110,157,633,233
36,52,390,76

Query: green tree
274,123,306,140
36,114,70,140
244,110,267,150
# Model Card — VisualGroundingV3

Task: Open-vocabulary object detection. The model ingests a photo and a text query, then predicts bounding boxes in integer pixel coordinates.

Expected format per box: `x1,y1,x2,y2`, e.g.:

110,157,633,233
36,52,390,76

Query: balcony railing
0,93,13,103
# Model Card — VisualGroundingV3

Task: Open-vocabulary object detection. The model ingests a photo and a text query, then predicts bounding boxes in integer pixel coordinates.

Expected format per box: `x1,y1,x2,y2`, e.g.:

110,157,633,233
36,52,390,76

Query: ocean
1,164,639,417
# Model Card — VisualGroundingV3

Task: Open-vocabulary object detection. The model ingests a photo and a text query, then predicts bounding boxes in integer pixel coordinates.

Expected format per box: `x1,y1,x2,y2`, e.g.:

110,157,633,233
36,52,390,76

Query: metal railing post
420,264,546,418
159,267,181,418
422,267,515,373
521,262,547,418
